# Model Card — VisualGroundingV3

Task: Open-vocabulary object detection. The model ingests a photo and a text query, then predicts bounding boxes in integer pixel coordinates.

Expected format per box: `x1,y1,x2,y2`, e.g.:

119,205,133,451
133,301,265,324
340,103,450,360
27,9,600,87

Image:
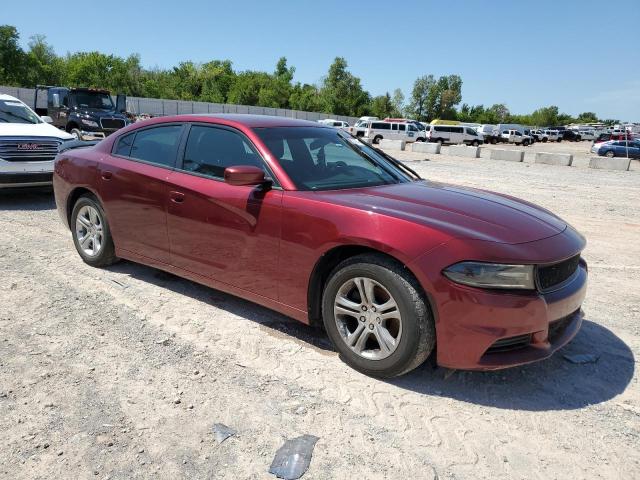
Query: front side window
128,125,183,167
398,124,406,131
182,125,264,179
0,99,41,124
256,127,411,191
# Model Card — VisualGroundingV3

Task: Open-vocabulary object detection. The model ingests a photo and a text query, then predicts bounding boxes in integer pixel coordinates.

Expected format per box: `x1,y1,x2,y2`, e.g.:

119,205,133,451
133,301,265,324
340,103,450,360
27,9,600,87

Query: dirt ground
1,151,639,480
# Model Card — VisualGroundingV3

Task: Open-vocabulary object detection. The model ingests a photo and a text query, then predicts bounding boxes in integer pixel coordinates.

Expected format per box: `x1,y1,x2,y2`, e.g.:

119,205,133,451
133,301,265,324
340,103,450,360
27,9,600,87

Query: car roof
172,113,324,128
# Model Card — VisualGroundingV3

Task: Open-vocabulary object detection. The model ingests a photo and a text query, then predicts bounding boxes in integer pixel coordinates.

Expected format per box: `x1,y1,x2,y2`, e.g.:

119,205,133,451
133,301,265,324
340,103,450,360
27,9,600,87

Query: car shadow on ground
390,318,635,411
107,260,336,353
109,260,634,412
0,188,55,211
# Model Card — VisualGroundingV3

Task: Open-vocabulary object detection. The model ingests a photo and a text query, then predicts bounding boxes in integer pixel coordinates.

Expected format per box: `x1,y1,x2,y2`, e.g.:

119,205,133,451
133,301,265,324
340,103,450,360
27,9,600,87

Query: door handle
169,191,185,204
101,171,113,180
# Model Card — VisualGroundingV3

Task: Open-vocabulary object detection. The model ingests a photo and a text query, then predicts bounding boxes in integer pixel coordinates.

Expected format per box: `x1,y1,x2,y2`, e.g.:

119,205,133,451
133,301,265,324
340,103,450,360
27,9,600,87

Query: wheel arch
307,244,432,326
66,186,102,229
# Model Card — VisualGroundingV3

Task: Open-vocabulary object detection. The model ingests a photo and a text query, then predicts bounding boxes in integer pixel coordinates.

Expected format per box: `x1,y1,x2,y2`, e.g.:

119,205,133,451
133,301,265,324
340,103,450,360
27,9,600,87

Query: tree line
0,25,616,125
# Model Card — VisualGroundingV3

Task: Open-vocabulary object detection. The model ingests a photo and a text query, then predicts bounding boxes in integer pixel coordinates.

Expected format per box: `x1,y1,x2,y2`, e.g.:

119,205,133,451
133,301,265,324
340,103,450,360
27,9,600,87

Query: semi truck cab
35,86,128,141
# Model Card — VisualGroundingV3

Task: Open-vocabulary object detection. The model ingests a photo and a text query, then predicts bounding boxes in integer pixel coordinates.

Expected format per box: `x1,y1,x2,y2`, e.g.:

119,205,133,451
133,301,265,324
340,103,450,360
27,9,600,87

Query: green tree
391,88,405,117
289,83,320,112
435,74,462,119
23,34,63,87
319,57,370,116
408,74,435,121
0,25,25,85
575,112,599,124
370,93,395,119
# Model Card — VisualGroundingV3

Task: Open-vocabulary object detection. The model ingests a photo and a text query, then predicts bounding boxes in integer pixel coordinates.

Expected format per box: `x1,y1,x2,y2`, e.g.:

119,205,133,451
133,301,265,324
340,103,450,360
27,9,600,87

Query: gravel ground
1,151,639,480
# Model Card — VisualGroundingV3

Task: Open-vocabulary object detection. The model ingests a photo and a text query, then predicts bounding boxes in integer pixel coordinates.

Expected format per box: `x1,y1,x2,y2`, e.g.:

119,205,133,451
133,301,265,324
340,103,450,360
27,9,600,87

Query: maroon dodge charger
53,115,587,377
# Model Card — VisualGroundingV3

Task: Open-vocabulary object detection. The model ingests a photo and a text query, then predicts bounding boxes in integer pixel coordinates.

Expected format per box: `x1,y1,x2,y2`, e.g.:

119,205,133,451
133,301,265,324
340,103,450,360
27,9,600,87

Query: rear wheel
373,135,382,144
322,254,435,378
605,150,615,158
472,140,479,147
490,137,497,144
71,195,118,267
523,139,530,146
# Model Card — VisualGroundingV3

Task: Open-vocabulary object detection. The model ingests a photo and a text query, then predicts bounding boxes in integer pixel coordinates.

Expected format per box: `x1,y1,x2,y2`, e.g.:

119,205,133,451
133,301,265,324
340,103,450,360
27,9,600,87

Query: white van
364,121,427,144
426,125,483,146
318,119,350,131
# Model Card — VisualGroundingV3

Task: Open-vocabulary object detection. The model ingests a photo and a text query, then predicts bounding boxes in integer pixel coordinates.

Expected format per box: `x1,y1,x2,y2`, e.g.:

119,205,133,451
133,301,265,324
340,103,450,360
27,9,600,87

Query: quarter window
128,125,183,167
182,125,264,179
114,132,135,157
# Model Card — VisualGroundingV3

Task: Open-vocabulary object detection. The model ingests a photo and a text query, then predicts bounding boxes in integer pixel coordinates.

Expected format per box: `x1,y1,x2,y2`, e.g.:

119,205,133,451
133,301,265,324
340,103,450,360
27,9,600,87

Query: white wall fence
0,85,359,124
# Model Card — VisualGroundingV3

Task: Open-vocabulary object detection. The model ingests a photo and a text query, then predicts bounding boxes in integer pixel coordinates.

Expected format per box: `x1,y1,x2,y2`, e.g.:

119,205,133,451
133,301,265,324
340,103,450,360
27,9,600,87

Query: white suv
0,94,74,188
501,129,532,146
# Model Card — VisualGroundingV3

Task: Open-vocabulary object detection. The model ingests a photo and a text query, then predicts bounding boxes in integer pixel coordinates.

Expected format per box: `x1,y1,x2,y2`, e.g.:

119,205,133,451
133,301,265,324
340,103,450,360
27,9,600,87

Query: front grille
100,118,126,130
0,139,60,163
487,333,532,353
537,255,581,291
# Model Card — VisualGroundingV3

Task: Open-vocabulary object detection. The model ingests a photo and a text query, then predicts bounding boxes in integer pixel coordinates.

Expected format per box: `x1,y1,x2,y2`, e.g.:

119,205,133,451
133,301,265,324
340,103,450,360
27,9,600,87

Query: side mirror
224,165,268,186
116,94,127,113
41,116,53,124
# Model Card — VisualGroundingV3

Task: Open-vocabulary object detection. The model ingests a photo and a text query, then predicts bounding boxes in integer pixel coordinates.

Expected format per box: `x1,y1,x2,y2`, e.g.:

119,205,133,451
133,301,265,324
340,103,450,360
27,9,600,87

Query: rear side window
115,132,135,157
452,127,463,133
372,122,391,130
128,125,183,167
182,125,264,179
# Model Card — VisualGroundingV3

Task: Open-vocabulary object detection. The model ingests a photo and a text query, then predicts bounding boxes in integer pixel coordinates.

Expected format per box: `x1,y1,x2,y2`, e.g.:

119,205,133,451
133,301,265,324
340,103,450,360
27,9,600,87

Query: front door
97,123,185,264
166,124,282,300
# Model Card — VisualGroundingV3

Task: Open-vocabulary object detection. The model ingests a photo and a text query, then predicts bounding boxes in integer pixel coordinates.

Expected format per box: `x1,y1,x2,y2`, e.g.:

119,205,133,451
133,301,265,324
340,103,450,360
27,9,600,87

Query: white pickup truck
501,129,532,146
0,94,74,188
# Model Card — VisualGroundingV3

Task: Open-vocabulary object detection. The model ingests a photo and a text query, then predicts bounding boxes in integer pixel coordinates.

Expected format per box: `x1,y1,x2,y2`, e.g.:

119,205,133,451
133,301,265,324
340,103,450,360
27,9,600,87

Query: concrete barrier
411,142,441,154
535,152,573,166
379,139,406,151
449,145,480,158
489,149,524,162
589,156,631,171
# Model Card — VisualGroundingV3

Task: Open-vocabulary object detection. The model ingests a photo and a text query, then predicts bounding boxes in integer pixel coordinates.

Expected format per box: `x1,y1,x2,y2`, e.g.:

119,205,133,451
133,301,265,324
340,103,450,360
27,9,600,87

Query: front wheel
373,136,382,144
322,254,435,378
605,150,615,158
71,195,118,267
70,128,83,140
472,140,479,147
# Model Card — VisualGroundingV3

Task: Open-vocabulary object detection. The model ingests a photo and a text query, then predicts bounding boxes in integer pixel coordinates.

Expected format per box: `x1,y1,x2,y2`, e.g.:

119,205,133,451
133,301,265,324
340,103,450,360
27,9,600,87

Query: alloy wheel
75,205,104,257
333,277,402,360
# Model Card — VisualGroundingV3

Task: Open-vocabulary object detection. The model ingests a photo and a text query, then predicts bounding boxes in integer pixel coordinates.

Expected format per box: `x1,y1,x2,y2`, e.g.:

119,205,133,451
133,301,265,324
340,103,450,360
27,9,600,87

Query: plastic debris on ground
212,423,236,444
268,434,319,480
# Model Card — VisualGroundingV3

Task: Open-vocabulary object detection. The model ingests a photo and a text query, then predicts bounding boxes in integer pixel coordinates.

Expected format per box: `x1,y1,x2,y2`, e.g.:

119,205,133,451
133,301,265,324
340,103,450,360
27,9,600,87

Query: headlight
81,119,99,127
443,262,535,290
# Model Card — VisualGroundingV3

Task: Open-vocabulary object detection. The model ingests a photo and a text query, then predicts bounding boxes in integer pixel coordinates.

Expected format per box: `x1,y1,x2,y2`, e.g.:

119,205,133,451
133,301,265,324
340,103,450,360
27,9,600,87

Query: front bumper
0,159,54,188
77,130,106,141
409,230,588,370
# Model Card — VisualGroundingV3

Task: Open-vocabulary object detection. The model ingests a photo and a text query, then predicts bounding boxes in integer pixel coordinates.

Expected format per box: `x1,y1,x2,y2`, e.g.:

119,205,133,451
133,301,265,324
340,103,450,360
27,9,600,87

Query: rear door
97,123,185,264
165,123,282,300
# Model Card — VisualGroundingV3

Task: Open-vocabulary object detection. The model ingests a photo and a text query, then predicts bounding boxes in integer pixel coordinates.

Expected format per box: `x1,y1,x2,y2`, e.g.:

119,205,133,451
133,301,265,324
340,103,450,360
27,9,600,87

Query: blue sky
6,0,640,120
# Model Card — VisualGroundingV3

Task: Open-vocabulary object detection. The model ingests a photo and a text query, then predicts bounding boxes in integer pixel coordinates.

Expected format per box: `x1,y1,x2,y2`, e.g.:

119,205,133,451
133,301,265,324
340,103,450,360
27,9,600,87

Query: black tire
522,140,530,147
490,137,497,144
435,138,443,145
373,135,382,144
543,138,548,143
70,128,83,140
321,254,435,378
472,140,479,147
556,139,561,143
71,194,118,268
605,150,615,158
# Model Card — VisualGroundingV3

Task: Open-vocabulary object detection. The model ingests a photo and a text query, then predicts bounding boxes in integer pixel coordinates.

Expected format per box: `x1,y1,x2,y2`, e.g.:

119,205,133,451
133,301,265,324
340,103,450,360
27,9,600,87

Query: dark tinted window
372,122,391,130
129,125,182,167
182,125,264,178
114,132,135,157
465,127,477,135
452,127,463,133
398,124,406,131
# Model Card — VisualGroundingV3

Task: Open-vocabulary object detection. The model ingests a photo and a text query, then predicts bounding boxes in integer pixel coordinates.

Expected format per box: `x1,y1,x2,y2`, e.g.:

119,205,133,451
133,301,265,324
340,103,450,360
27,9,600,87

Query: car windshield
71,92,114,110
0,99,41,124
256,127,412,191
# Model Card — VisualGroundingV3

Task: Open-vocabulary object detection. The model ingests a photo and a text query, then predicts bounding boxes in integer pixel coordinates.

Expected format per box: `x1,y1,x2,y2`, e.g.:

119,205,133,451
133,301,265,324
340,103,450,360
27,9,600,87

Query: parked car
426,125,483,146
530,129,549,142
591,140,640,158
34,85,128,141
0,94,74,188
349,117,379,137
543,130,561,142
475,124,500,144
578,130,595,141
364,120,426,144
548,126,580,142
501,129,532,146
594,132,633,144
54,114,587,377
318,119,350,131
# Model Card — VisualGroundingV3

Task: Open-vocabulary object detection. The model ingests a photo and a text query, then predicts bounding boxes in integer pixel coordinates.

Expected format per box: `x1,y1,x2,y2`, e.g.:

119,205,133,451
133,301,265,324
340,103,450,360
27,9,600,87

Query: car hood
0,122,74,140
313,180,567,244
73,108,126,119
